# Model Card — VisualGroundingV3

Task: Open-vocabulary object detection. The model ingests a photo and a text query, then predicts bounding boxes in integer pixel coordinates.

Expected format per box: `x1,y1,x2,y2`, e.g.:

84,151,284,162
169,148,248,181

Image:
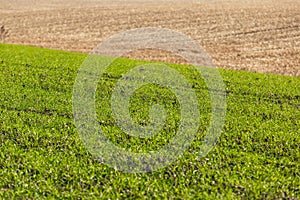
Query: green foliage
0,44,299,199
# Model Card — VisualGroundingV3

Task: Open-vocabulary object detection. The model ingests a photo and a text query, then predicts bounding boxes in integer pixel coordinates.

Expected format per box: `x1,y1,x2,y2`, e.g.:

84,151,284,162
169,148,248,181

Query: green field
0,44,299,199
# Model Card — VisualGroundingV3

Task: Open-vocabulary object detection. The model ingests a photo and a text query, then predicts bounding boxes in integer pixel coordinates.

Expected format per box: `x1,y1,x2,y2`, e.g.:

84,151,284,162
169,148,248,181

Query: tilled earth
0,0,299,76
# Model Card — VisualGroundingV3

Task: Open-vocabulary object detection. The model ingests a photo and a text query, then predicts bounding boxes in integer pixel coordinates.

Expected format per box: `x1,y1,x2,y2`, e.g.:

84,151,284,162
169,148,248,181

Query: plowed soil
0,0,299,76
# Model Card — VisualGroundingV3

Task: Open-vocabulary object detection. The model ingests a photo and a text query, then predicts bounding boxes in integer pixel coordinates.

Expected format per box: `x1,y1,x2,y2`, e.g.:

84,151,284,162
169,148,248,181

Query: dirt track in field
0,0,299,76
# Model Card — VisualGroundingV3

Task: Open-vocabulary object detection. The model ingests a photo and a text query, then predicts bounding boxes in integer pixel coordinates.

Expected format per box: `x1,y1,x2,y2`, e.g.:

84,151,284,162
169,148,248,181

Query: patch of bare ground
0,0,299,76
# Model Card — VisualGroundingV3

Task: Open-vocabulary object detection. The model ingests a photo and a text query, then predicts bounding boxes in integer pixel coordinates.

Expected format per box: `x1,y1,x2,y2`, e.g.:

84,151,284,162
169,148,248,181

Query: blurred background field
0,0,299,76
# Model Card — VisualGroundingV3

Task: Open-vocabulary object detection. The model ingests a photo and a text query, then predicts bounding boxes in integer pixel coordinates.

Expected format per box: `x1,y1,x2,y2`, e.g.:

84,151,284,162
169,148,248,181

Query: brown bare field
0,0,299,76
